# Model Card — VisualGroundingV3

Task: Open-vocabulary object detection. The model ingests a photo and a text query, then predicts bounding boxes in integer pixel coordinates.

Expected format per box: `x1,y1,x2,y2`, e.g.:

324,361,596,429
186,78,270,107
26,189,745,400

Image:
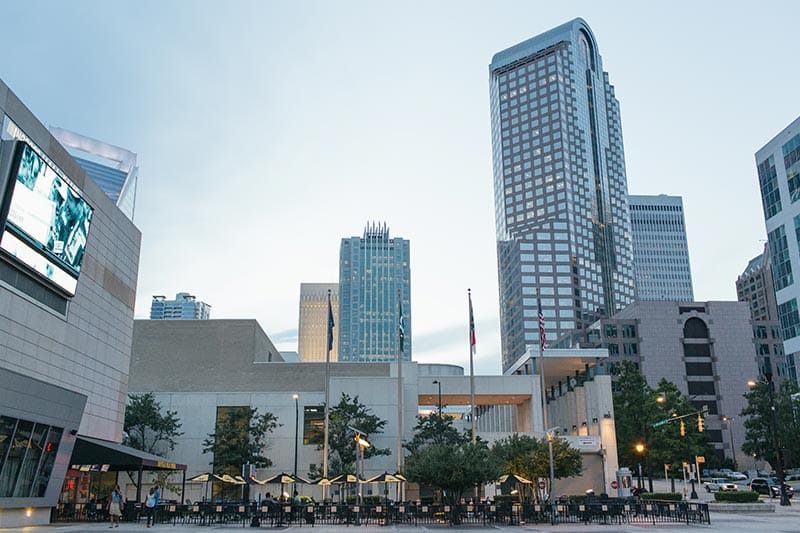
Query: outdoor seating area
53,498,711,527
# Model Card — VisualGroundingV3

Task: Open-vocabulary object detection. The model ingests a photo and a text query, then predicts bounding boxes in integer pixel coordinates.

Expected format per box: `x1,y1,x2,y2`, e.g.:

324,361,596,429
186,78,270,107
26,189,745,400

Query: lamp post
432,380,442,416
634,443,645,491
748,377,790,506
722,416,737,470
292,394,300,485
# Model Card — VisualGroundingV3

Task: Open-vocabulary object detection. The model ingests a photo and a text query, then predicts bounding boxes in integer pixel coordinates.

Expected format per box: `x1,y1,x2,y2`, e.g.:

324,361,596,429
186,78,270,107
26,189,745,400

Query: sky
1,1,798,375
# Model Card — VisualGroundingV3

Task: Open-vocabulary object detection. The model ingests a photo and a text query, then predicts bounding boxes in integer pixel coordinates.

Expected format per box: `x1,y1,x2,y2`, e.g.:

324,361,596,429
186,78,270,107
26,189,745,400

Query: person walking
108,485,124,528
144,487,158,528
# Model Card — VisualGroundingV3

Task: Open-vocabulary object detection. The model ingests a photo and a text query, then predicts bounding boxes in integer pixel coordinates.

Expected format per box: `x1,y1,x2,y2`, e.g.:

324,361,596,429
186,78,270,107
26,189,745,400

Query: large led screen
0,142,93,295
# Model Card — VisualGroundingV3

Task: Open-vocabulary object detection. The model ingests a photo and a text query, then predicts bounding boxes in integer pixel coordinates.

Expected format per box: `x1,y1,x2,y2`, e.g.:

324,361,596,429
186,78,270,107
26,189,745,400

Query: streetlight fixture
721,416,737,470
747,377,790,506
432,380,442,415
292,394,300,485
634,443,646,490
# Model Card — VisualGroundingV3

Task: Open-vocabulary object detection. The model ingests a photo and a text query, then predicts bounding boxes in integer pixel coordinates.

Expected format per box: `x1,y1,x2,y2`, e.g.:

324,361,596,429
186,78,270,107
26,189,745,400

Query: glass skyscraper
338,223,411,362
489,18,635,371
629,194,694,301
50,127,138,222
150,293,211,320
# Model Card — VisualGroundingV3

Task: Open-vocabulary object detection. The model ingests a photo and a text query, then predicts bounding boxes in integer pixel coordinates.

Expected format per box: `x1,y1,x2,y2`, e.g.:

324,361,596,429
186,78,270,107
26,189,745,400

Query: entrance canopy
70,435,186,472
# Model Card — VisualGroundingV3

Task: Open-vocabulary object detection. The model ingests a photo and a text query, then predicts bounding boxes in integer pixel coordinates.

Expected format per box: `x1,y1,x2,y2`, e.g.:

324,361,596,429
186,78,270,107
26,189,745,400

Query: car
727,471,748,481
703,478,739,492
750,478,795,498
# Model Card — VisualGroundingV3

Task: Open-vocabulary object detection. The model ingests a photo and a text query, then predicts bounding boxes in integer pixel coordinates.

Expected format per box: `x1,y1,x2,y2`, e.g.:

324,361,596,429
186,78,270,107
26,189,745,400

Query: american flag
468,290,476,354
537,297,547,352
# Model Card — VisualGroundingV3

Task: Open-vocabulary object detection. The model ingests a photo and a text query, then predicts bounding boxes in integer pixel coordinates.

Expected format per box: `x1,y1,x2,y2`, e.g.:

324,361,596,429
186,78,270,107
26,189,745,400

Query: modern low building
49,127,138,222
756,116,800,385
569,301,760,467
297,282,339,362
628,194,694,301
0,79,141,527
127,319,619,501
150,292,211,320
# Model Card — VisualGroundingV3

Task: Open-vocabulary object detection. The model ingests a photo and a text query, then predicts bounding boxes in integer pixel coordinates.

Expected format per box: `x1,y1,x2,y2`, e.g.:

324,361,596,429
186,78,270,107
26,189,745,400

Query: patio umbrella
258,473,309,500
497,473,532,503
186,472,225,502
367,472,404,505
391,472,407,500
331,473,364,503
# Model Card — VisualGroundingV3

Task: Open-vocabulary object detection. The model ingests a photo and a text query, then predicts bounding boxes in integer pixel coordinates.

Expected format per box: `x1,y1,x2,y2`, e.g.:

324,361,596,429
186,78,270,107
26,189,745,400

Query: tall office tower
489,18,635,371
297,282,339,362
49,127,138,221
150,292,211,320
338,222,411,362
756,115,800,382
736,243,779,322
628,194,694,301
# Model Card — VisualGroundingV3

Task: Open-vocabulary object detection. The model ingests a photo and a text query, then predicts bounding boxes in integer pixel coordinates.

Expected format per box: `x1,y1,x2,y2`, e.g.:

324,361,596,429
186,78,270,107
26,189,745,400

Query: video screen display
0,142,93,295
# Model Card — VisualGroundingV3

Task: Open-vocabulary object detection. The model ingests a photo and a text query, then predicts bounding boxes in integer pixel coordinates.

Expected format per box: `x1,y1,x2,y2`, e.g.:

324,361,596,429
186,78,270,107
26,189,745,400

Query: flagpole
396,289,404,496
537,292,555,502
323,289,332,500
468,289,476,444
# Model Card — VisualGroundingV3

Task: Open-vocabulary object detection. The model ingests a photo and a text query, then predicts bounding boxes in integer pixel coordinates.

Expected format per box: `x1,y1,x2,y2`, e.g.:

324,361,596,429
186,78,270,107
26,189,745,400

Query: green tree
124,393,183,455
404,440,501,518
491,433,582,501
404,413,469,454
202,407,280,473
309,393,389,478
741,379,800,470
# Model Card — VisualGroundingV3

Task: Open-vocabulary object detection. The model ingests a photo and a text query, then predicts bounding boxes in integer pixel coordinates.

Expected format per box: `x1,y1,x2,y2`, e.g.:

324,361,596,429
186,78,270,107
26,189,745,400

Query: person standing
108,485,124,528
144,487,158,528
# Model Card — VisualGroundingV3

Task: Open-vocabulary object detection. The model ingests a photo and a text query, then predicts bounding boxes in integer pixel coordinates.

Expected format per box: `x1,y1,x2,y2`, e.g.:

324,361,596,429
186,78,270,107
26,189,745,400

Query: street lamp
748,377,790,506
634,443,646,491
722,416,737,470
432,380,442,415
292,394,300,483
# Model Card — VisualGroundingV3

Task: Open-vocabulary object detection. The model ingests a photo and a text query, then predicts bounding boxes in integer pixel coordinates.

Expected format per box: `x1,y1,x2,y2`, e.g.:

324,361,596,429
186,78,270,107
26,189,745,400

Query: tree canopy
741,379,800,470
404,413,469,454
202,407,280,474
123,392,183,455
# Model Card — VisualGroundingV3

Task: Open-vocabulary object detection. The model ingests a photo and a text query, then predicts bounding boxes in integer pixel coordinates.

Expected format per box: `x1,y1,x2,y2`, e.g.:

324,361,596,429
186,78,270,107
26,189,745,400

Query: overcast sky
2,1,798,375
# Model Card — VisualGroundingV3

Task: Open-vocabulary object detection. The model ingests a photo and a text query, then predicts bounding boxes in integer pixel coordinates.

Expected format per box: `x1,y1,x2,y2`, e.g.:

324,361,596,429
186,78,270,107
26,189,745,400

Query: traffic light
697,415,705,432
680,420,686,437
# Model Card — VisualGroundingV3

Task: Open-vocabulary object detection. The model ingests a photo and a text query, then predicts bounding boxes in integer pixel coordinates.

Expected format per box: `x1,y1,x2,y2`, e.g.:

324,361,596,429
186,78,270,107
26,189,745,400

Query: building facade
736,243,778,322
489,18,636,372
127,319,619,500
628,194,694,301
755,118,800,383
0,80,141,527
338,223,411,362
297,283,339,362
49,127,138,222
150,292,211,320
575,301,759,466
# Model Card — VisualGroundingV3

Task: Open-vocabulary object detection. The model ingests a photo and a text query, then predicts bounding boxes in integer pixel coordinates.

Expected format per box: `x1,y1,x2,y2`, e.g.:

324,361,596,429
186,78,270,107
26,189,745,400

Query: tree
612,362,712,488
404,440,500,519
404,413,469,454
309,393,390,478
741,379,800,470
124,393,183,455
202,407,280,473
491,433,582,501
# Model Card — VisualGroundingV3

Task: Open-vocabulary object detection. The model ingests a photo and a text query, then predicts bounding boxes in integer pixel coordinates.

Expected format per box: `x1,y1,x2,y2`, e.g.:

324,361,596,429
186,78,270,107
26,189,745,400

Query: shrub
640,492,683,501
714,491,760,503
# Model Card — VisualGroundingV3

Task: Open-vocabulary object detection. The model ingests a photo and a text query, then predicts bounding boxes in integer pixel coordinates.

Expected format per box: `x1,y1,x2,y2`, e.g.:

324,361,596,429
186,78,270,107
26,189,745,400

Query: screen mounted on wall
0,142,93,296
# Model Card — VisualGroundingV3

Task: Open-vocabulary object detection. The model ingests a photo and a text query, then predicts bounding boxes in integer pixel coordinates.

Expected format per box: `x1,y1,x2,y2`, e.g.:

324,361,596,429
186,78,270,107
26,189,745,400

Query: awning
70,435,187,472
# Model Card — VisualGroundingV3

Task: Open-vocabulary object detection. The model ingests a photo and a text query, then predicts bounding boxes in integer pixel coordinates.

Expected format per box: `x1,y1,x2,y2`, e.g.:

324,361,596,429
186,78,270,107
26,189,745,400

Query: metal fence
54,498,710,527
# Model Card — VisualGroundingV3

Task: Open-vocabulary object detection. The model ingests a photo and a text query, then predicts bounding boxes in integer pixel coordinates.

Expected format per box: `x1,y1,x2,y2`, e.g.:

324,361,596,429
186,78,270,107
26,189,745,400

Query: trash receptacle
615,468,633,498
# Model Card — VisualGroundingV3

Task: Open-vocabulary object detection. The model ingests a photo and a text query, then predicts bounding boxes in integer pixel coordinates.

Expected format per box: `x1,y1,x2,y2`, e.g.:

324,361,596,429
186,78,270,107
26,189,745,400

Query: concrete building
0,80,141,527
339,223,411,362
571,301,760,467
489,18,636,373
628,194,694,301
736,243,779,322
49,127,138,222
297,283,339,362
150,292,211,320
127,319,619,501
756,116,800,384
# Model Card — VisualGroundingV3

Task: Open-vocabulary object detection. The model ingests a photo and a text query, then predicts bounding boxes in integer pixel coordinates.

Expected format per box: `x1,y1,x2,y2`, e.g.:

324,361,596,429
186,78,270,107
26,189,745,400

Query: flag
327,291,335,352
537,297,547,352
399,297,405,353
468,291,476,354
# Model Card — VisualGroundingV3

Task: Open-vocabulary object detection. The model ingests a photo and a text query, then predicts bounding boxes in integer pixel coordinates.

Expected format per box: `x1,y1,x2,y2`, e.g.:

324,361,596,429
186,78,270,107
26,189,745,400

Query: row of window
0,415,62,498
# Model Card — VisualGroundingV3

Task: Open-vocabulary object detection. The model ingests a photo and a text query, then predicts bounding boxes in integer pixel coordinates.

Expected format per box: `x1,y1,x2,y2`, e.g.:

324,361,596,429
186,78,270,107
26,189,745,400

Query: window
621,324,637,338
685,362,713,376
769,225,793,290
683,318,709,339
683,343,710,357
0,416,62,498
687,381,716,396
783,133,800,202
779,299,800,340
303,406,324,445
605,324,618,338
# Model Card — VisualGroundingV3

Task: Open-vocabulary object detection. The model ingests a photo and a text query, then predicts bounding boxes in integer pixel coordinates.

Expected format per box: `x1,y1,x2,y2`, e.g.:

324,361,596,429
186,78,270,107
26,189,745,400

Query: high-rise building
628,194,694,301
297,282,339,362
150,292,211,320
338,223,411,362
489,18,635,371
755,115,800,383
49,127,138,222
736,243,778,322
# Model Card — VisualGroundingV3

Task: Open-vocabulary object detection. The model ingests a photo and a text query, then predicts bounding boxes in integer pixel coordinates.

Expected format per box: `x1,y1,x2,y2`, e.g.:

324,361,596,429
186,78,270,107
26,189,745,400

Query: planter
707,502,775,513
